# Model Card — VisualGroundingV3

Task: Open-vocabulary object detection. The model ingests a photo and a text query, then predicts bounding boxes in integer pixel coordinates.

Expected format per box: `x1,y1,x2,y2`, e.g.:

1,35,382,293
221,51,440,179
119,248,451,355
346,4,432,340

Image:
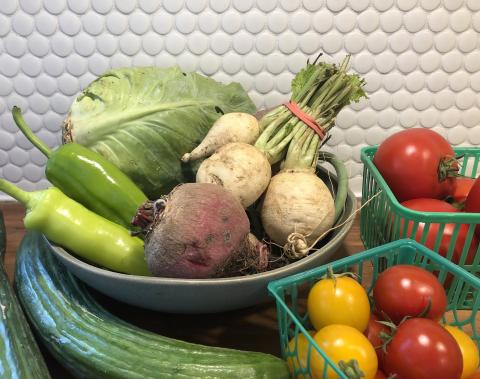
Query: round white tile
440,108,460,128
234,0,254,12
210,33,231,55
221,10,243,34
344,32,365,54
82,12,104,36
185,0,208,14
175,11,196,34
335,9,356,33
96,34,118,56
243,53,264,74
91,0,113,14
419,51,441,73
20,0,42,15
428,8,449,32
152,13,173,35
44,0,66,15
419,108,439,128
115,0,136,14
128,11,150,35
448,71,469,92
187,32,209,55
427,71,448,92
412,30,434,54
405,72,425,92
357,10,380,34
312,10,333,34
244,10,265,34
434,30,456,53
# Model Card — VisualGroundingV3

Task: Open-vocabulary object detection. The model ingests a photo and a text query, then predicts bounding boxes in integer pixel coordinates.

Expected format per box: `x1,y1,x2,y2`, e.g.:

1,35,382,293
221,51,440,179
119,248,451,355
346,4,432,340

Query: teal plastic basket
268,239,480,379
360,146,480,277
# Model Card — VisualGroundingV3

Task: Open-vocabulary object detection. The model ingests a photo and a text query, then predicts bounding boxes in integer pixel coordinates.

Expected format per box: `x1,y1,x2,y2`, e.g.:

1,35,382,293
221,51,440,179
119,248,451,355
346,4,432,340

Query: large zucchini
0,212,51,378
15,231,289,379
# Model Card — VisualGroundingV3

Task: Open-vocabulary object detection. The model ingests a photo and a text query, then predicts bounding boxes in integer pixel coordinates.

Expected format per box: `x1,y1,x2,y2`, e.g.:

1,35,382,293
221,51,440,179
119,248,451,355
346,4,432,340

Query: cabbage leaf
63,66,256,198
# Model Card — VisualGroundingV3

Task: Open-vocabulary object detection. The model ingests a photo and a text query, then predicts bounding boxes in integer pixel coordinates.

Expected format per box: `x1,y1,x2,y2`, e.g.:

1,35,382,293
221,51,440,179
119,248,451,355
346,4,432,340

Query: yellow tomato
444,325,479,379
311,324,378,379
307,276,370,332
286,331,316,378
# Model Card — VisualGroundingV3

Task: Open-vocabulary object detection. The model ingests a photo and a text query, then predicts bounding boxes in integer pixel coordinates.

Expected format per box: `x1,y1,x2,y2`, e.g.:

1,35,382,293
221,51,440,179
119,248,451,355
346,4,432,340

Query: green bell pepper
12,107,147,229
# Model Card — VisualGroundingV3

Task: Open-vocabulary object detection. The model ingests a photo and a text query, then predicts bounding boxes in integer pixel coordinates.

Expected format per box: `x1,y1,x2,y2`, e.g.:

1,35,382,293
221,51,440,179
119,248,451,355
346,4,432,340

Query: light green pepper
0,179,150,276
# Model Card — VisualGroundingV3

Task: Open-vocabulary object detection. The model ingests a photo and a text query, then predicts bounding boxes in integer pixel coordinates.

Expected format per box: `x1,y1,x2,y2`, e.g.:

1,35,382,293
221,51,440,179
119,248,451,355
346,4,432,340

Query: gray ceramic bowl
49,167,356,314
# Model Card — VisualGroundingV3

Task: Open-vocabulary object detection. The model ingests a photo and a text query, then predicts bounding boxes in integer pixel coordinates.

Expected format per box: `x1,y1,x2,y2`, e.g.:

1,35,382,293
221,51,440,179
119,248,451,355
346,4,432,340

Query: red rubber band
284,101,326,139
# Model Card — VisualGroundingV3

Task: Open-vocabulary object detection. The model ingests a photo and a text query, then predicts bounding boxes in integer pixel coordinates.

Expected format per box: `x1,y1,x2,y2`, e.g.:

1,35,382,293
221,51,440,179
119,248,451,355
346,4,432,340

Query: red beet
136,183,267,279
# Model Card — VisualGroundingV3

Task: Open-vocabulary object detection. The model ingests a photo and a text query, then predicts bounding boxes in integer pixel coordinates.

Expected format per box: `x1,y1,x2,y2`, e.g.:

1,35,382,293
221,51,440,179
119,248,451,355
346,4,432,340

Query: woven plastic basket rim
268,238,480,297
360,146,480,223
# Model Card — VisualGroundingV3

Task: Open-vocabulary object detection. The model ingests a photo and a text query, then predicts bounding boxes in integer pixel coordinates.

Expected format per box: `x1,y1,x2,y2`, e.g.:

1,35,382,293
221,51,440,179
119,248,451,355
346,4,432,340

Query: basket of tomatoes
268,238,480,379
360,128,480,277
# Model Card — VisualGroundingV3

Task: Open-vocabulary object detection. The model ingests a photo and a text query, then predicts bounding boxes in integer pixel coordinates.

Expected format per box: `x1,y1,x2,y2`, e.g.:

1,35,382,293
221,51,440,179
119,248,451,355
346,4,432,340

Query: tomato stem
338,359,365,379
438,156,460,181
417,298,432,318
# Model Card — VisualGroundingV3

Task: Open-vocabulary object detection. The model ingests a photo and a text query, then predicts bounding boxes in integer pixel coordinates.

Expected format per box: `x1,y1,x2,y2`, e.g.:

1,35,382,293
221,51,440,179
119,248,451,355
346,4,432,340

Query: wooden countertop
0,201,364,378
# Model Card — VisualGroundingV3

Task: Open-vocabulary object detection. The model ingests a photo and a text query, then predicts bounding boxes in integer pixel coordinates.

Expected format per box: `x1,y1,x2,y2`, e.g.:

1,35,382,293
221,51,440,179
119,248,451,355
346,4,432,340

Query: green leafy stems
254,55,367,165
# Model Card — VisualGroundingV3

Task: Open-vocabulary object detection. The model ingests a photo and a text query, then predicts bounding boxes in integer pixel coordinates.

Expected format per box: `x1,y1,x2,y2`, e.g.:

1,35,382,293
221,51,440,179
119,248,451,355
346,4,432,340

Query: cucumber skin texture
0,212,51,379
15,232,289,379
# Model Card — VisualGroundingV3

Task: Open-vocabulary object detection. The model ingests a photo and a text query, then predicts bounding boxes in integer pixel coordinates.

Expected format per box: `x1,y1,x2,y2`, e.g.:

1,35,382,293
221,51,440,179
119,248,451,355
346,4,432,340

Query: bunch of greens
63,66,256,199
258,55,367,259
255,55,367,165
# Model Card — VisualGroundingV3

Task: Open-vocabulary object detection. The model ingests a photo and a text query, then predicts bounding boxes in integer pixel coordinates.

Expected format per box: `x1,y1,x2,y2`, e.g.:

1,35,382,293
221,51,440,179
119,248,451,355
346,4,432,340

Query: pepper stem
0,179,31,206
12,106,52,158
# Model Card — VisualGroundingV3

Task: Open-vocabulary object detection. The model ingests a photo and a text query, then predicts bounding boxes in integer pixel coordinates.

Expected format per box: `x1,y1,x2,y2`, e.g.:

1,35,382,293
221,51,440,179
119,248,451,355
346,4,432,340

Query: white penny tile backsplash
0,0,480,199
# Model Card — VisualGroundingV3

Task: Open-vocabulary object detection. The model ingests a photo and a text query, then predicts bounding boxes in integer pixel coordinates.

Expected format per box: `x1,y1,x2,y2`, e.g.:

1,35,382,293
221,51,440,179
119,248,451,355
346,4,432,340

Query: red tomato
401,198,479,266
465,177,480,239
373,265,447,324
451,177,476,204
375,371,387,379
383,318,463,379
364,314,389,369
373,128,458,202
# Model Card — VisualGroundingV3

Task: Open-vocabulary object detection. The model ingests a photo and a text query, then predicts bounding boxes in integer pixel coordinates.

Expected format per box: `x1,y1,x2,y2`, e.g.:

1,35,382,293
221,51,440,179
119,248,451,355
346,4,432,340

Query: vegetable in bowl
134,183,269,279
63,66,256,199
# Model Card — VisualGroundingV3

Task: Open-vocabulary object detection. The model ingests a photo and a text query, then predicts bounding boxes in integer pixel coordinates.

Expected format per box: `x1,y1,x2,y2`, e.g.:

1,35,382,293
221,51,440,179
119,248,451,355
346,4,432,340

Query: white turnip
261,129,348,259
261,170,335,252
255,56,363,258
196,142,271,208
134,183,269,279
181,112,260,163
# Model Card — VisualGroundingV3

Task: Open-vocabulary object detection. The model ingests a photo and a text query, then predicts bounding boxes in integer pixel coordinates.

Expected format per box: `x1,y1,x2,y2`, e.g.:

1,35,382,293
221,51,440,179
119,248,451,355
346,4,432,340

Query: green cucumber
0,211,51,378
15,231,289,379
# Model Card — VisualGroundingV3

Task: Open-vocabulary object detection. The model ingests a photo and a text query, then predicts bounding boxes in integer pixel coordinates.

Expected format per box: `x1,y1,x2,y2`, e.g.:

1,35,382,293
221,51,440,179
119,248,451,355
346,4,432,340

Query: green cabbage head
63,66,256,199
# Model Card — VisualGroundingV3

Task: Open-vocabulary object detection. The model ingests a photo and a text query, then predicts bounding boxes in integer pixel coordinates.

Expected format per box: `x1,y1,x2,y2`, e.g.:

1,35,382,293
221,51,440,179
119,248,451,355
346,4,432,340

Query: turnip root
261,170,335,256
181,113,260,163
133,183,269,279
261,128,346,259
196,142,271,208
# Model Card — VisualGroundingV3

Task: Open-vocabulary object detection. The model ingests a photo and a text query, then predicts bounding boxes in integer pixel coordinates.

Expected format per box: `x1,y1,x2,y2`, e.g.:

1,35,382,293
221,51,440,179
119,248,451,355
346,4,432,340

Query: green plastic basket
361,146,480,277
268,239,480,379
